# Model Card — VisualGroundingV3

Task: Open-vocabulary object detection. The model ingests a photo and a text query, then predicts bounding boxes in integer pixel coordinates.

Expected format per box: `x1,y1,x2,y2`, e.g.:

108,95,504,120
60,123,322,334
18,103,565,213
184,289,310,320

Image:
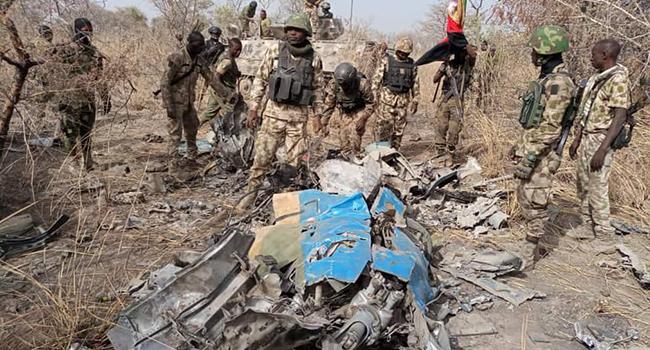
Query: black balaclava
539,53,564,78
73,18,93,46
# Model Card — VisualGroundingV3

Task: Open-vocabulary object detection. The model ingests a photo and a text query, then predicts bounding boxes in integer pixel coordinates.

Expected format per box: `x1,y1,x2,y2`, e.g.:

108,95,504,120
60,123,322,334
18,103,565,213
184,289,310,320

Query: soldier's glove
102,96,112,115
514,153,536,180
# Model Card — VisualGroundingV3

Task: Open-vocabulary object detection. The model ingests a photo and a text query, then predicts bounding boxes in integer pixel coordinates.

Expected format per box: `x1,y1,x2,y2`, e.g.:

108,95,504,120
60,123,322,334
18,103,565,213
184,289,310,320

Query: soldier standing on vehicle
371,37,419,150
160,32,232,180
55,18,111,172
303,0,322,38
508,26,575,270
567,39,632,240
318,62,376,155
320,2,334,19
238,14,324,211
200,38,244,126
204,26,224,65
432,44,476,164
260,10,272,38
240,1,257,38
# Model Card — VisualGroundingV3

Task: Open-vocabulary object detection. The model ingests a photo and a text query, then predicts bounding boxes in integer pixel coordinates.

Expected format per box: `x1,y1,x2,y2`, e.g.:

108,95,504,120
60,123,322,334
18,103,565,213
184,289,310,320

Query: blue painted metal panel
372,247,415,282
372,188,406,216
393,227,436,310
300,191,372,286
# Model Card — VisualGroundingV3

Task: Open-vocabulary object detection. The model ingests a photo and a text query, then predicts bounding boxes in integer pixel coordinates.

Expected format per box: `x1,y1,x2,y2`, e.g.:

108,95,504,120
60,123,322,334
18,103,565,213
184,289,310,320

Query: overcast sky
105,0,448,33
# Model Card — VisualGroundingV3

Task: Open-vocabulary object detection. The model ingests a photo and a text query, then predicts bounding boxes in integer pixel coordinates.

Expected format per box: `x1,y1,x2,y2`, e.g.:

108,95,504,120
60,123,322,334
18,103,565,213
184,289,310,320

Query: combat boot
565,224,595,240
519,236,538,271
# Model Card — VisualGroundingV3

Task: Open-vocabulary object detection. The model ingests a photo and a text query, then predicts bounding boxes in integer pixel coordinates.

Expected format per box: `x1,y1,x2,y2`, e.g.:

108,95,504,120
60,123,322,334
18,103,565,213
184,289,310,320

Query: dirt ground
0,102,649,350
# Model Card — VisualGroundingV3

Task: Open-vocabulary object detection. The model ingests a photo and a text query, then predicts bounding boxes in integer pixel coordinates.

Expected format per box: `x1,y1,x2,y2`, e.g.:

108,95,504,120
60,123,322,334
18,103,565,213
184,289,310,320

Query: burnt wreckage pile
108,143,515,350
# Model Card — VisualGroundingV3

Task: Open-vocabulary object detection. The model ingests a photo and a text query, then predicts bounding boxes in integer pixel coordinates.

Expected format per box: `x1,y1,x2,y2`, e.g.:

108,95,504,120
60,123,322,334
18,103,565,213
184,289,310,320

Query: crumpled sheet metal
273,190,370,225
371,187,406,217
107,229,255,350
616,244,650,286
372,246,416,281
363,142,425,196
316,159,380,198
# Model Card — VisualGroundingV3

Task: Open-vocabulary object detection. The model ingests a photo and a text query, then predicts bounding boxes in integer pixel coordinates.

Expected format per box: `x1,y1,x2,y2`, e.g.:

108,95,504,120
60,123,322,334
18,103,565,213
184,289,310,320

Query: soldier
303,0,322,38
320,2,334,19
260,10,272,38
204,26,224,66
371,37,419,150
509,26,575,270
476,40,498,108
55,18,111,172
239,14,324,211
432,44,476,163
200,38,243,126
568,39,632,240
240,1,257,38
160,32,231,180
318,62,376,155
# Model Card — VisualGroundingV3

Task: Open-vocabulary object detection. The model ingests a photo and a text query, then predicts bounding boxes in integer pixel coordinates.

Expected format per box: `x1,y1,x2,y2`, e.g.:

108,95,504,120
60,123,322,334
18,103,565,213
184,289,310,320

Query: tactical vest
218,53,241,90
335,78,366,113
383,55,415,94
268,43,315,106
519,72,571,129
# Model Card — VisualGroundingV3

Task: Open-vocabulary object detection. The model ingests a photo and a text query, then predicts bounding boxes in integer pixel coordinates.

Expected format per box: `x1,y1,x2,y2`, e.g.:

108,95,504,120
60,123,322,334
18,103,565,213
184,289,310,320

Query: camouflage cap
527,26,569,55
285,13,313,37
321,2,331,9
395,36,413,54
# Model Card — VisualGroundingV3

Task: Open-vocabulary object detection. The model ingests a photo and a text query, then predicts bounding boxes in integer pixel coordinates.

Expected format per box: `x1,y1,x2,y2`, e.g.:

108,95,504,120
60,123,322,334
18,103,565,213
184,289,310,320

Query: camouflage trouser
516,151,561,239
329,111,365,153
248,117,308,190
433,97,462,153
303,7,319,36
374,102,407,150
240,17,251,37
200,90,239,125
577,133,615,236
168,107,199,160
59,101,96,169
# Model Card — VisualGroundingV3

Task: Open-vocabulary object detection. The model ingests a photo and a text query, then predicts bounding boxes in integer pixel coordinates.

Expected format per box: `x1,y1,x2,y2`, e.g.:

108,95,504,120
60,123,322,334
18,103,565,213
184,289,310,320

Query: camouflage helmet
527,26,569,55
394,37,413,54
285,13,312,37
321,2,331,10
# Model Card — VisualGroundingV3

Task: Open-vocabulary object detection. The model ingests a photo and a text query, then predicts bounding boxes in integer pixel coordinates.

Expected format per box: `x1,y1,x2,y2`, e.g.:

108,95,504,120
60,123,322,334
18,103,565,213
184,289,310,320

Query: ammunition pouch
268,43,315,106
611,124,633,150
383,55,414,94
519,81,545,129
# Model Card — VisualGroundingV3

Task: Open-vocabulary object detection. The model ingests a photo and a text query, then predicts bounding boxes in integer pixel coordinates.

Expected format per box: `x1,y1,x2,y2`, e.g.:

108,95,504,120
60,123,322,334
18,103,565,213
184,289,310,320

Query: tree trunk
0,65,28,154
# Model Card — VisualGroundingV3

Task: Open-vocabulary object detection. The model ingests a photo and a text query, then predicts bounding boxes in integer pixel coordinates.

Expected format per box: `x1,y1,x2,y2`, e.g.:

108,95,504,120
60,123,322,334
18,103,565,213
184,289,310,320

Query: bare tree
0,0,41,156
149,0,213,38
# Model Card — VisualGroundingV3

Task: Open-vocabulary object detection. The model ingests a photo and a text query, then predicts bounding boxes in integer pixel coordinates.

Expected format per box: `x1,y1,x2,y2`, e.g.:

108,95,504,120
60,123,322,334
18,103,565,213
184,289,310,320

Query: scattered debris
574,321,639,350
612,220,649,235
0,214,34,236
27,136,60,148
146,173,166,194
179,139,214,156
447,312,498,337
615,244,650,286
124,216,146,230
0,215,69,259
142,134,164,143
211,111,255,169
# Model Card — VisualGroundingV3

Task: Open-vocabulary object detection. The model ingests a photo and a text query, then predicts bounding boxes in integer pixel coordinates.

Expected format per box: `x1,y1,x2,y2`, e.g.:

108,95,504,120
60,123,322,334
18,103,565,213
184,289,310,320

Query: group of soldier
239,0,334,39
28,10,636,275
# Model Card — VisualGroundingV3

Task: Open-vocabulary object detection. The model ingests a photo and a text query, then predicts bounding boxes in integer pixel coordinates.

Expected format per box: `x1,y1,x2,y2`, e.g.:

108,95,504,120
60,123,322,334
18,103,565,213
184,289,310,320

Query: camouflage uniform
576,66,631,237
247,39,324,191
515,63,575,238
53,42,107,170
371,37,419,150
434,59,473,154
320,77,376,153
160,48,224,163
303,0,320,37
260,18,272,38
200,51,242,124
240,5,256,37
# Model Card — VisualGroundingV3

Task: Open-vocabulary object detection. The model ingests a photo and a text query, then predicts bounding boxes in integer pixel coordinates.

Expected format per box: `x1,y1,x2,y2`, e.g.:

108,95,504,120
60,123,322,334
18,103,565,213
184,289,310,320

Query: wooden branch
0,51,21,67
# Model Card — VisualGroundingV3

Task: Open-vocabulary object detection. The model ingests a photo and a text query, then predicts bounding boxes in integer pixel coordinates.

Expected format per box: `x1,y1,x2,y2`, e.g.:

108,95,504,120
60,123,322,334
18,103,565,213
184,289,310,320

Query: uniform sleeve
361,79,376,118
411,64,420,103
522,76,575,157
161,53,180,111
310,54,325,118
216,58,232,75
250,47,274,111
371,56,388,94
605,73,631,110
201,60,233,98
319,80,337,126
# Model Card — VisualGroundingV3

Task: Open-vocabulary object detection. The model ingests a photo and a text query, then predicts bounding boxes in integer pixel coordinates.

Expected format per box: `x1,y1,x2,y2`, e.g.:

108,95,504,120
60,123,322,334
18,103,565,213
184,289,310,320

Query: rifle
445,64,464,123
556,78,588,155
611,91,649,149
153,60,198,97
